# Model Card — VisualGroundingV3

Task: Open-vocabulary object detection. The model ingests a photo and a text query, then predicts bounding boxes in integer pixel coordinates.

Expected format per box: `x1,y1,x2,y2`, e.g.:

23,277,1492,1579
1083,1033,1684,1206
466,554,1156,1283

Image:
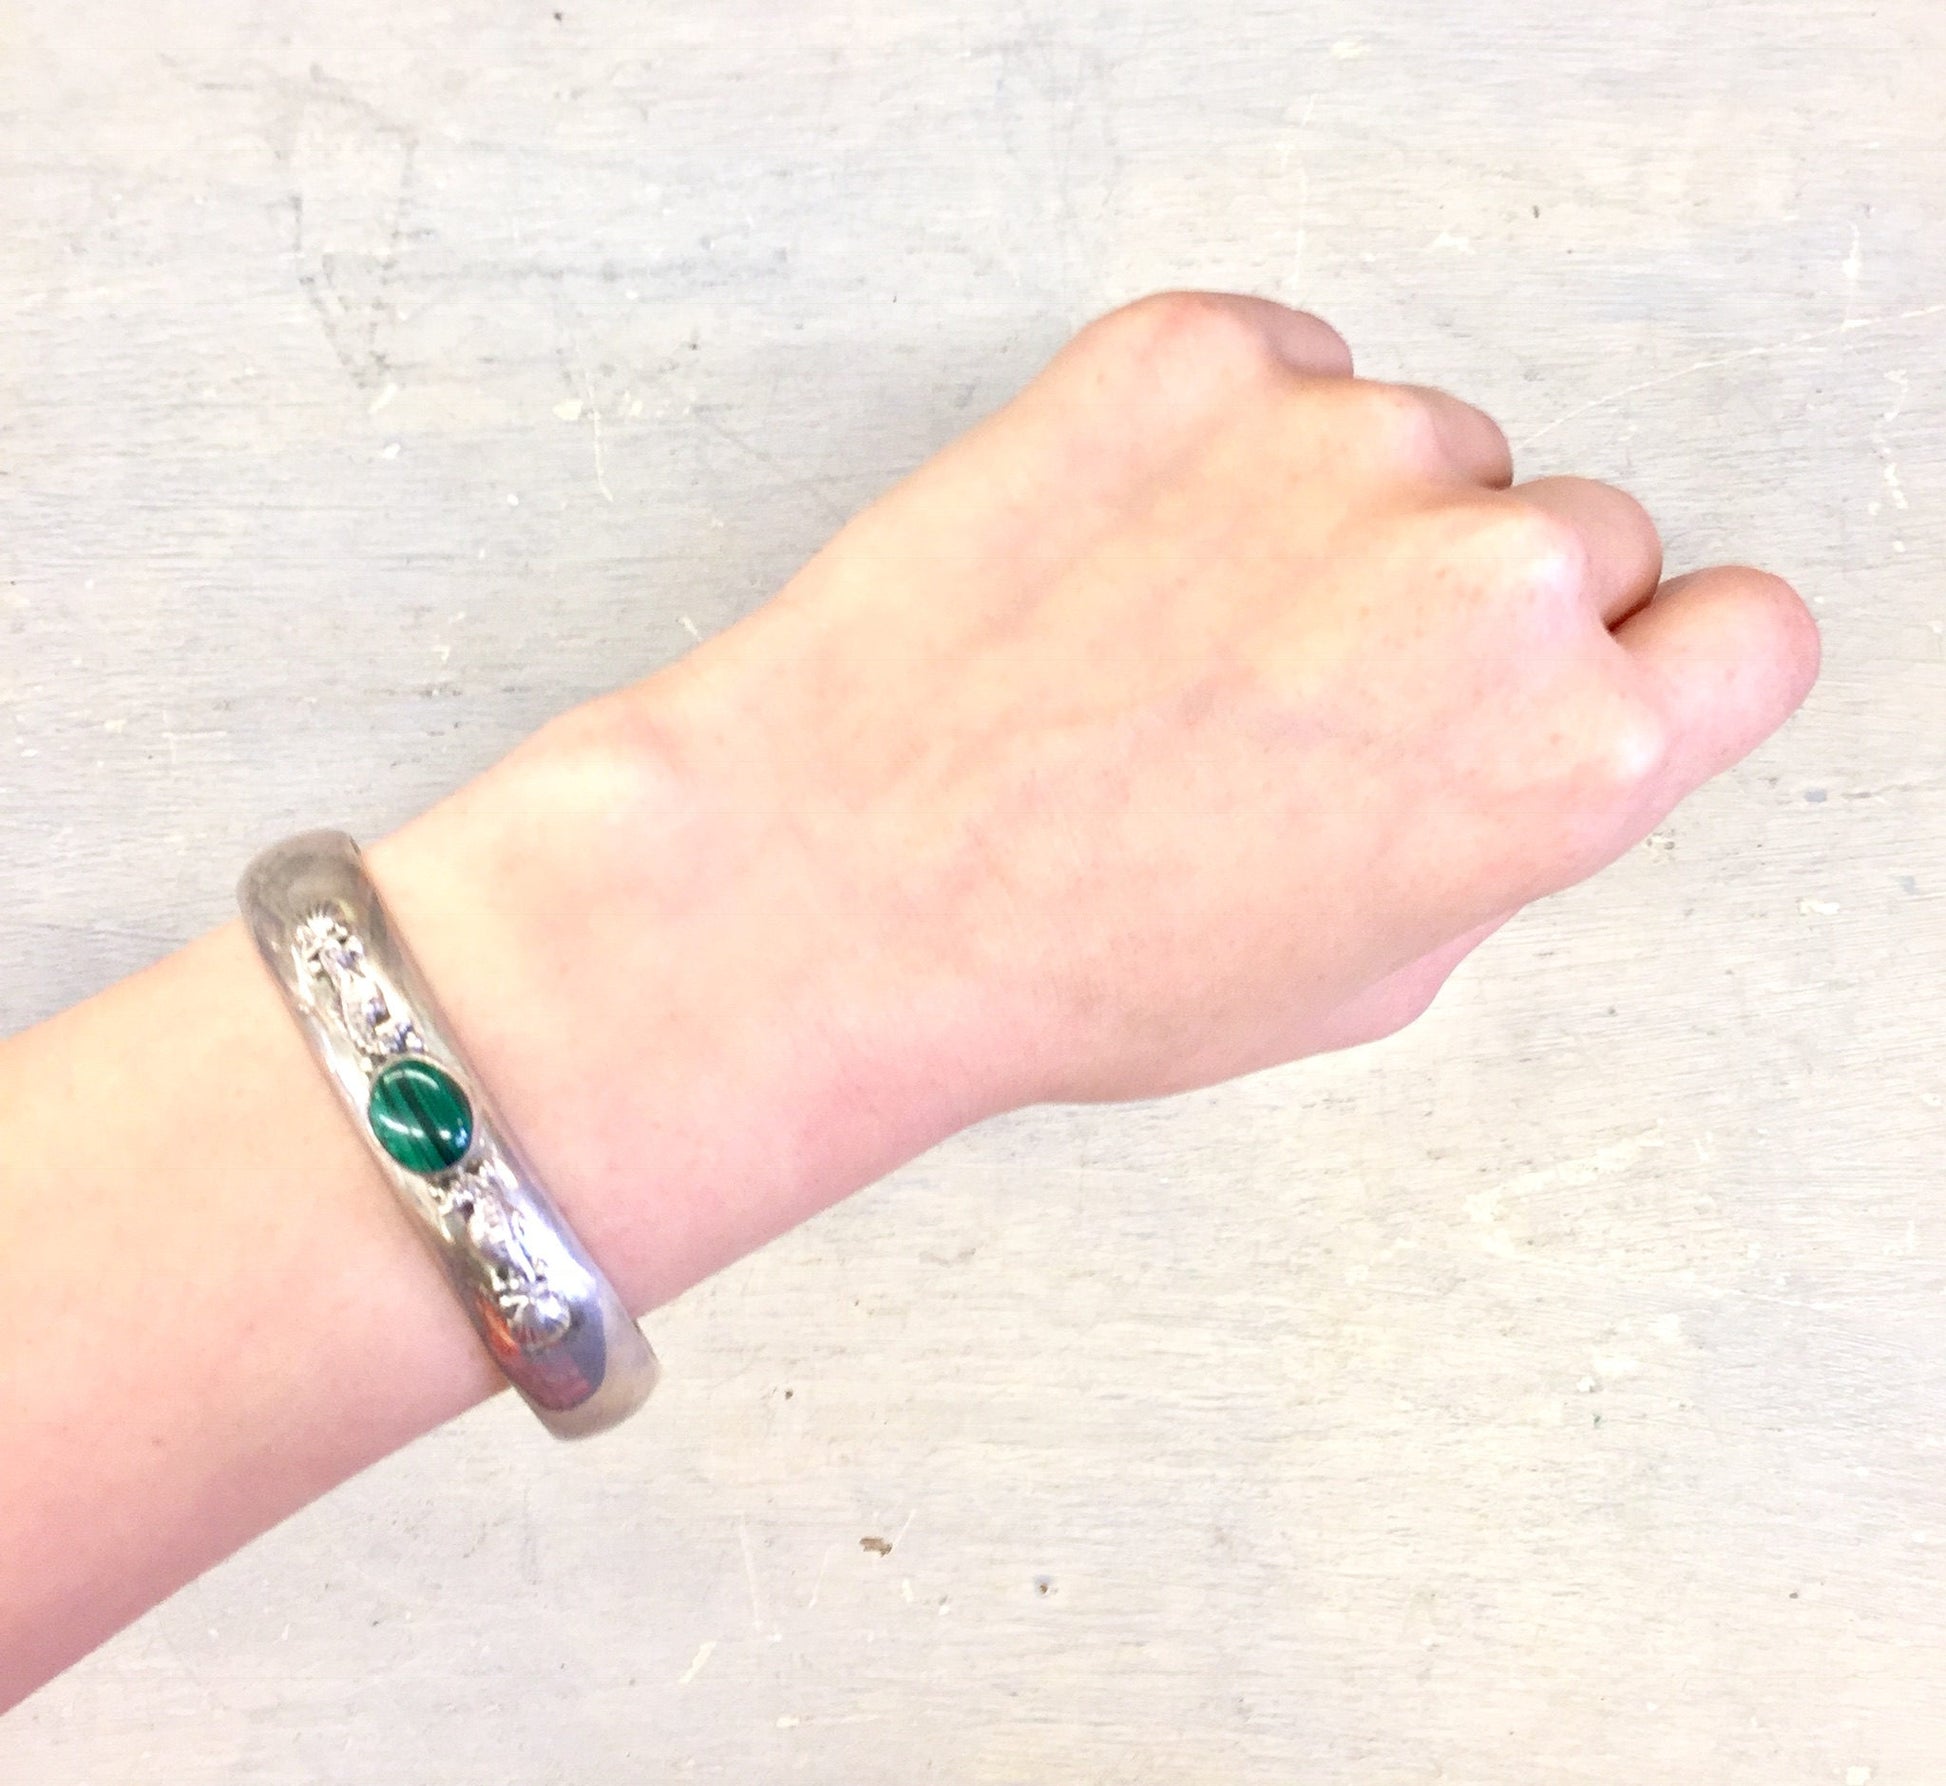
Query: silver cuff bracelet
238,829,659,1438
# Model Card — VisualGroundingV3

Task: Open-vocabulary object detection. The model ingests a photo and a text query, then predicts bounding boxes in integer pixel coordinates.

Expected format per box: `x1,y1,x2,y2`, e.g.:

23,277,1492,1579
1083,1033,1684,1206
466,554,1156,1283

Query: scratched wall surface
2,1,1942,1780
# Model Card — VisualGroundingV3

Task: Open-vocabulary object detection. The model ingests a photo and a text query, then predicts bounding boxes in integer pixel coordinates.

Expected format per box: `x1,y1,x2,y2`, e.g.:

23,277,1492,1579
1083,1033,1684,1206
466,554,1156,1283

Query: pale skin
0,292,1820,1708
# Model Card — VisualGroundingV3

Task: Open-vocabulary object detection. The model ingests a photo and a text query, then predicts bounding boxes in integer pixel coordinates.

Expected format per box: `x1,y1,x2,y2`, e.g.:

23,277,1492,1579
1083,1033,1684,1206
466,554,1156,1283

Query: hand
376,291,1817,1282
620,291,1817,1077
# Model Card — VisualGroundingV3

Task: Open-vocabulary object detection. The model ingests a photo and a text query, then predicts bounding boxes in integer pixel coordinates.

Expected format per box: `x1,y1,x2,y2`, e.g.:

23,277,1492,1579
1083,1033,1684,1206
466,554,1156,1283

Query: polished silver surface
238,829,659,1439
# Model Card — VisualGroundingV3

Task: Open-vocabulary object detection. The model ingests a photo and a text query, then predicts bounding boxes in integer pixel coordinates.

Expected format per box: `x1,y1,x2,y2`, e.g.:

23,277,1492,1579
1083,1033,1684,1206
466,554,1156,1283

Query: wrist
364,647,1015,1316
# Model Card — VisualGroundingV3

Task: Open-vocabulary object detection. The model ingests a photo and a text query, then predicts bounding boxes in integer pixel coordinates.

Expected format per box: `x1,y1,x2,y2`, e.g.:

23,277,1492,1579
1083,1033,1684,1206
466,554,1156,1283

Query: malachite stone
367,1057,473,1174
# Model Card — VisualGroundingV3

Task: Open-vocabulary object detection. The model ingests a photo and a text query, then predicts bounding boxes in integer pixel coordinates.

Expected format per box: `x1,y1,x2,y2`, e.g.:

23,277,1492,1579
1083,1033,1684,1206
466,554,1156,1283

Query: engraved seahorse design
292,912,419,1059
436,1155,575,1348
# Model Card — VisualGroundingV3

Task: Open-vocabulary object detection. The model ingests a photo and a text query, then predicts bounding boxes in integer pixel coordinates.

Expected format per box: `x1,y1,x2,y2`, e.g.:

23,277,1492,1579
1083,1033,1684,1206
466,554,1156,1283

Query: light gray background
2,2,1942,1780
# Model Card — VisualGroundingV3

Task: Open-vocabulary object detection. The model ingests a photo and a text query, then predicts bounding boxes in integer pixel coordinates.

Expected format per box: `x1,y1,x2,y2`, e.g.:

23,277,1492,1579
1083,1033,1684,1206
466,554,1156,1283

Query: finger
1511,476,1663,625
1206,293,1355,378
1612,566,1821,795
1051,293,1355,430
1396,383,1514,488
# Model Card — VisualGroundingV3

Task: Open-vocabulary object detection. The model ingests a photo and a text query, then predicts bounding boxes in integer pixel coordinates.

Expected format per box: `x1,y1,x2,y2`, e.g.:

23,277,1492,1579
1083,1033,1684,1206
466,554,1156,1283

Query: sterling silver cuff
238,829,659,1439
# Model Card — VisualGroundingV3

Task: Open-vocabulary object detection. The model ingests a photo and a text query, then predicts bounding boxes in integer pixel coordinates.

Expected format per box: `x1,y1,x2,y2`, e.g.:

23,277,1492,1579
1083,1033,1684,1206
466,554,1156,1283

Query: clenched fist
528,291,1812,1089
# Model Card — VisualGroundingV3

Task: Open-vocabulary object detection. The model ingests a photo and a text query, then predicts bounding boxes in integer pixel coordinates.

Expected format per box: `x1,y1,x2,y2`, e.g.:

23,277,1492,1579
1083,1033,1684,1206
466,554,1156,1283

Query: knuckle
1580,692,1671,800
1532,690,1672,885
1467,501,1589,603
1321,381,1445,472
1082,290,1285,389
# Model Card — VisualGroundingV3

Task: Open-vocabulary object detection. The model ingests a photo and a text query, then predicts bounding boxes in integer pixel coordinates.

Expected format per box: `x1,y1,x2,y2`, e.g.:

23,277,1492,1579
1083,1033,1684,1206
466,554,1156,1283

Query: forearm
0,290,1818,1710
0,677,989,1707
0,917,489,1704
